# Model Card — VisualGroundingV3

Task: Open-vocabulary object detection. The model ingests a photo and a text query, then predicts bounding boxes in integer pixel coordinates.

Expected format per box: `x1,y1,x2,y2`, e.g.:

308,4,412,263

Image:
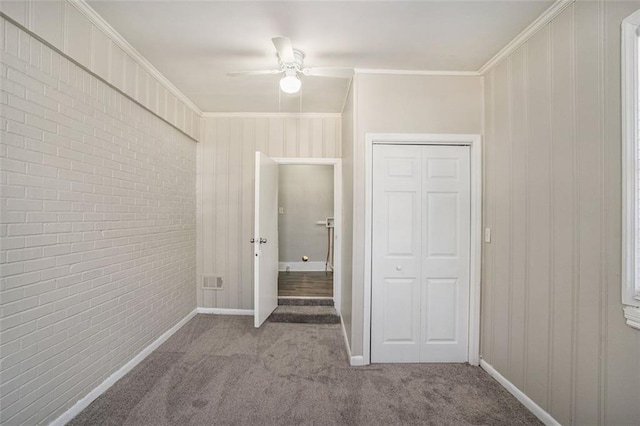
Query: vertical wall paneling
574,1,602,422
64,2,91,69
227,119,242,308
147,76,157,114
214,118,230,307
491,60,512,377
31,0,63,51
525,25,552,410
108,43,124,91
197,115,341,309
157,87,166,119
268,117,284,157
596,3,608,424
324,118,338,158
298,117,311,157
508,45,528,391
482,71,495,362
311,119,323,158
165,91,175,125
549,8,575,423
137,69,148,106
123,52,136,99
255,118,269,154
482,1,640,424
241,118,256,308
176,101,185,130
285,118,297,157
90,25,108,78
0,0,201,140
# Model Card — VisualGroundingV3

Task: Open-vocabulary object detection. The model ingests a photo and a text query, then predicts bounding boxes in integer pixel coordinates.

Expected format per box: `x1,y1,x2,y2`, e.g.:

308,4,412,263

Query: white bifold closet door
371,144,470,363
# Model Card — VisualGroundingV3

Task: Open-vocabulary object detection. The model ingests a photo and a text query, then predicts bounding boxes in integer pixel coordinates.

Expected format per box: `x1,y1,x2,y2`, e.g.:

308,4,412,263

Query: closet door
371,145,422,362
420,146,470,362
371,144,470,363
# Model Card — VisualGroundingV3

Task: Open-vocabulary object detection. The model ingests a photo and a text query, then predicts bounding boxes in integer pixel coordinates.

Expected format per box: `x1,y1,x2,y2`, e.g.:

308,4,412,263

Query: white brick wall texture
0,18,197,425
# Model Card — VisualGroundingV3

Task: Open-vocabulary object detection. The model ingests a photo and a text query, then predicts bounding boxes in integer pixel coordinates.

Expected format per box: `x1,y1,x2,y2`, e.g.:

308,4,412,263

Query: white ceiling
87,0,554,113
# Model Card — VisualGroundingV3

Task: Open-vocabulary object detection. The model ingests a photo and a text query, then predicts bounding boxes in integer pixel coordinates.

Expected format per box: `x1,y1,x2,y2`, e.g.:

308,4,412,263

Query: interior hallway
68,315,540,425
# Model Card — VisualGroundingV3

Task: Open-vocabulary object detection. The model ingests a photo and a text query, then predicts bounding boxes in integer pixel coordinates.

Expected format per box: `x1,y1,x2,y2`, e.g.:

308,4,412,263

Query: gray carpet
69,315,541,426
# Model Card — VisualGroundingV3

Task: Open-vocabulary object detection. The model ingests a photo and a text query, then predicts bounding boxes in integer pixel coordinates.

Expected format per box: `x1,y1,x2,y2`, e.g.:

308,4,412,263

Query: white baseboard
350,355,365,366
197,307,254,315
340,314,352,360
479,359,560,426
339,313,366,366
278,261,328,272
51,308,198,426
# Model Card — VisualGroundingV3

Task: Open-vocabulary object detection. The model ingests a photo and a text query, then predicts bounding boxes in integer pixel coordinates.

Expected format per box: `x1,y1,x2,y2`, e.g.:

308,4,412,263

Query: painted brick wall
0,17,196,425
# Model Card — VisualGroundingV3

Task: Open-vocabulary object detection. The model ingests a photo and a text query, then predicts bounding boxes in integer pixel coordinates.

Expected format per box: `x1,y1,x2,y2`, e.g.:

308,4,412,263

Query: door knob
396,265,403,271
250,238,255,243
259,238,267,244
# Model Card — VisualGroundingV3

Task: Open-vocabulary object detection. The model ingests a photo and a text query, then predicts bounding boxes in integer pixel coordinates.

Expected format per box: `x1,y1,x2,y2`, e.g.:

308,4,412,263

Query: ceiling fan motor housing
279,49,305,73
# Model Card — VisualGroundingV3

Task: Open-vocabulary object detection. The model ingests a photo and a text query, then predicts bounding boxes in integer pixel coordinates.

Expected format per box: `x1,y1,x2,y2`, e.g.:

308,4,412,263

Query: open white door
254,152,279,328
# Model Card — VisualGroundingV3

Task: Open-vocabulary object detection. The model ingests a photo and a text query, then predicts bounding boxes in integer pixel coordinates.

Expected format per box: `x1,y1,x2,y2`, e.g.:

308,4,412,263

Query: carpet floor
69,315,541,426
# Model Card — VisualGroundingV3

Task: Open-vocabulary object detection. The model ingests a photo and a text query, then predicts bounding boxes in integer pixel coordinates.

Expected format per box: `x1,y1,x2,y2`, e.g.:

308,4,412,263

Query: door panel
426,192,458,257
421,146,470,362
383,278,418,342
371,144,470,363
424,278,458,342
387,192,417,255
254,152,278,328
371,145,422,362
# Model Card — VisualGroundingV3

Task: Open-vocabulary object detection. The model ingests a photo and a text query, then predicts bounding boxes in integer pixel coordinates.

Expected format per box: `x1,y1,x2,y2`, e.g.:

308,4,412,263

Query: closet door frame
363,133,482,366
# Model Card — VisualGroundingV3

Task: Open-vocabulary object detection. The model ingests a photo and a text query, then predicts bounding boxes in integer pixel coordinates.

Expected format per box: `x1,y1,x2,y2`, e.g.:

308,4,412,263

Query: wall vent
203,275,223,289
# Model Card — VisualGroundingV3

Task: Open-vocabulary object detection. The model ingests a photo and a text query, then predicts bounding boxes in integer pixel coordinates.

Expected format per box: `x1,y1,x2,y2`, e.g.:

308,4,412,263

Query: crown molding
355,69,480,76
201,112,342,119
68,0,202,116
478,0,575,75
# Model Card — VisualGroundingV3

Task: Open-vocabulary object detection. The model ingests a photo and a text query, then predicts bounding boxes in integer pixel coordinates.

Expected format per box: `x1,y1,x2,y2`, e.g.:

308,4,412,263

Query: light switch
484,227,491,243
279,207,284,214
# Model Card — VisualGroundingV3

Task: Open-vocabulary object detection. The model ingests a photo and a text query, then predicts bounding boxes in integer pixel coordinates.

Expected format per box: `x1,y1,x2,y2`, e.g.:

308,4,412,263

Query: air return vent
202,275,223,289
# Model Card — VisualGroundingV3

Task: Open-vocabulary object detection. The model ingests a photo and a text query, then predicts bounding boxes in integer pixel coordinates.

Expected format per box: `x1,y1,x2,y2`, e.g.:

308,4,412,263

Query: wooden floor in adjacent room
278,271,333,297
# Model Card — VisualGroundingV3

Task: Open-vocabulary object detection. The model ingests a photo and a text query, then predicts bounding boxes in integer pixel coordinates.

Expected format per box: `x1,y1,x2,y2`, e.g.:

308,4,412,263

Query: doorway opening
253,155,343,328
277,164,334,299
273,158,342,313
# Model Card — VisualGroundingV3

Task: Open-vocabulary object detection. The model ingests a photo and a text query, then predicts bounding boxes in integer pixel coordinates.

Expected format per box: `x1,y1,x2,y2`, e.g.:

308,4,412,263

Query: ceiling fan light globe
279,75,301,94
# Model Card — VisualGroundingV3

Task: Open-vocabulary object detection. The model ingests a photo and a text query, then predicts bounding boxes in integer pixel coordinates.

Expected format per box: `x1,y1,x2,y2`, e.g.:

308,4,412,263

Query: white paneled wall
482,1,640,424
0,17,196,424
0,0,201,140
197,115,341,309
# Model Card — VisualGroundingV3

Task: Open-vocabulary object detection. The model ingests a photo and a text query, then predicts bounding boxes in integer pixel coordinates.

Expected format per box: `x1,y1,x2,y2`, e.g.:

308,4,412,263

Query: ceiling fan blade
227,69,281,77
302,67,354,78
272,36,295,63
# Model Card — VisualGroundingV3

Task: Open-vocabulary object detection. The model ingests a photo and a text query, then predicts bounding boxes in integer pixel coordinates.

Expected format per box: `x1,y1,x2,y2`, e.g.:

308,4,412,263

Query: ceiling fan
227,36,354,94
